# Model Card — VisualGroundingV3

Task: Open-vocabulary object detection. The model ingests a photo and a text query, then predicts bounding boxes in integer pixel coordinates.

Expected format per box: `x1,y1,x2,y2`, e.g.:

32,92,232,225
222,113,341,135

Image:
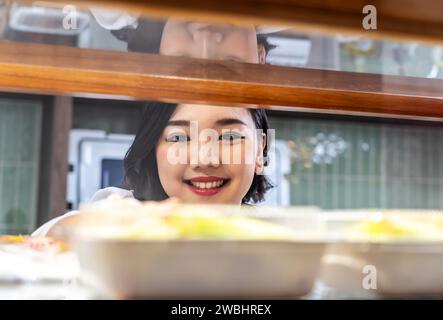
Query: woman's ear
255,156,264,175
255,133,266,175
258,45,266,64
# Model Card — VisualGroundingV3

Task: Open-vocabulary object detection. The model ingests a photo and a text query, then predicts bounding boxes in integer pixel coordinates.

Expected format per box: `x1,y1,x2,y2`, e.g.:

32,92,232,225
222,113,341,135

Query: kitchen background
0,3,443,234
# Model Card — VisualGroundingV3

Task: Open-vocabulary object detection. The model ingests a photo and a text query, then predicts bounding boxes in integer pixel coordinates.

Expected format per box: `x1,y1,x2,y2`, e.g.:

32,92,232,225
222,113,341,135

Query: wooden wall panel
37,96,72,224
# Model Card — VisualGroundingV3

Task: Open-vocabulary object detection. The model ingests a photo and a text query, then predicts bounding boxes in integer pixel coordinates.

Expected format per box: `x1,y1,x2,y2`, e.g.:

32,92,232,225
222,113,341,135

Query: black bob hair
123,102,273,204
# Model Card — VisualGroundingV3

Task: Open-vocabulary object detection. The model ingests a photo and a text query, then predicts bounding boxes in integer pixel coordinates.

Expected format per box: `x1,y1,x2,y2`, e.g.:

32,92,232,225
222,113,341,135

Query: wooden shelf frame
0,41,442,118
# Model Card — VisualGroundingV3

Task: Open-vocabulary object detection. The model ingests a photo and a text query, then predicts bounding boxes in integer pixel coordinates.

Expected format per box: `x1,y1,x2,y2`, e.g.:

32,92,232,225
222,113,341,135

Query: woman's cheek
225,162,256,201
156,144,183,197
232,138,259,200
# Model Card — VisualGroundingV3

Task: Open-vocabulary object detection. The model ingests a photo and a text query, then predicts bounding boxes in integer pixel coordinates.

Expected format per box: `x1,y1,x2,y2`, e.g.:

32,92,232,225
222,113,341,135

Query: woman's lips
183,176,229,197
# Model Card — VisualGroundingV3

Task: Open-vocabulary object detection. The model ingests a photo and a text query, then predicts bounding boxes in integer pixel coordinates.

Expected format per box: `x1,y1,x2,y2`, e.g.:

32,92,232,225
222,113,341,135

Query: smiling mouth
183,178,230,196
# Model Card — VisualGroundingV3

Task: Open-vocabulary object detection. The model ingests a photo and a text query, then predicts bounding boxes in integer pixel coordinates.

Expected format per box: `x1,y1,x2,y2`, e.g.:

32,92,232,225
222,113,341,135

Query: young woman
32,19,275,236
32,102,272,236
124,102,272,204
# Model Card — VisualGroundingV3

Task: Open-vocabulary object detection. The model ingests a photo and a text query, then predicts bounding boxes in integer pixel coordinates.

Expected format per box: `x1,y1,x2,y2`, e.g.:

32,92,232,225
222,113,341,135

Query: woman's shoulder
88,187,135,203
32,187,135,237
241,203,256,207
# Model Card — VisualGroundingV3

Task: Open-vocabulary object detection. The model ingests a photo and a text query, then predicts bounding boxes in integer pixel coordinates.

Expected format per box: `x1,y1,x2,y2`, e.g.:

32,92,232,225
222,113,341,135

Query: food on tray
0,235,70,253
347,211,443,242
74,197,299,240
321,210,443,297
0,235,26,244
24,236,70,252
72,199,325,298
0,235,79,283
165,207,298,240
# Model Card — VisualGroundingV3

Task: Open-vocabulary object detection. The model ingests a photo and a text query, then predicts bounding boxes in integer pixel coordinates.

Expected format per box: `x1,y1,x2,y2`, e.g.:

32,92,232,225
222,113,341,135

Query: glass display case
0,0,442,300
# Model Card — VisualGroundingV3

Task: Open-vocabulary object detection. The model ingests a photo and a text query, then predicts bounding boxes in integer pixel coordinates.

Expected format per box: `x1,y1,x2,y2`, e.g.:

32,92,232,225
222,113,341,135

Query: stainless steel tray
74,239,324,299
318,210,443,297
65,202,326,299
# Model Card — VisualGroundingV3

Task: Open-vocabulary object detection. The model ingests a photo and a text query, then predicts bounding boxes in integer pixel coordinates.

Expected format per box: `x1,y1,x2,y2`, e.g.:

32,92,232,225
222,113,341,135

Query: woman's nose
187,23,223,59
189,144,221,169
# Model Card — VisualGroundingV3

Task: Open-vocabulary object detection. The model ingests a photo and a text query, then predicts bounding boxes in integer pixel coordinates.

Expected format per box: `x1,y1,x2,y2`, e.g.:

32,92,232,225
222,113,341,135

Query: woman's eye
220,132,244,144
165,133,189,143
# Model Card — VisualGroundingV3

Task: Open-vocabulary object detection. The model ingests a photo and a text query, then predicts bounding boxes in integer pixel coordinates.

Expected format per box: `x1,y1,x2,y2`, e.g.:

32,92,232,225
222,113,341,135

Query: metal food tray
64,204,326,299
74,239,324,299
318,210,443,297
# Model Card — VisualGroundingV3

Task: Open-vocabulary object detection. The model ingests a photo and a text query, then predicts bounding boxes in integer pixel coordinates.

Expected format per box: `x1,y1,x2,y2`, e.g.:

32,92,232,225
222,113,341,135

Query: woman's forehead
170,104,254,126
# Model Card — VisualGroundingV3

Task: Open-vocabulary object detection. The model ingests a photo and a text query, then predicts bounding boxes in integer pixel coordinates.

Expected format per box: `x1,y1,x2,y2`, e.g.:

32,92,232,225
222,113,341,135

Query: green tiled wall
0,99,42,234
269,117,443,210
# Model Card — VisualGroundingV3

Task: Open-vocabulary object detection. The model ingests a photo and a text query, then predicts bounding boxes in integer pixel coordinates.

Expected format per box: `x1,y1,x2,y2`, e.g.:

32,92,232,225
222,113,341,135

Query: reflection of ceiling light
287,133,350,167
360,142,370,152
309,133,348,165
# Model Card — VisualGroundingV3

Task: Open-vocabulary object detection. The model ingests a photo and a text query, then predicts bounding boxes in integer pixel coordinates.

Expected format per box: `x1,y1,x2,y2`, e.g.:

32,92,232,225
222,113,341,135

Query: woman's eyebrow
166,118,247,126
166,120,190,126
215,118,247,126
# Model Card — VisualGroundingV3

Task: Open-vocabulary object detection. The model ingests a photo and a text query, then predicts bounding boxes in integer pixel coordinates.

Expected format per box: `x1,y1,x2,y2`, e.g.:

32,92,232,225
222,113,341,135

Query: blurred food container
0,236,79,282
318,210,443,297
0,236,82,299
63,199,326,299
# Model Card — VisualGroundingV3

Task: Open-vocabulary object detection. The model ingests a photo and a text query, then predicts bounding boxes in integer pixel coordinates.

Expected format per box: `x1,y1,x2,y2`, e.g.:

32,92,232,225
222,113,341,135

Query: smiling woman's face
156,104,265,204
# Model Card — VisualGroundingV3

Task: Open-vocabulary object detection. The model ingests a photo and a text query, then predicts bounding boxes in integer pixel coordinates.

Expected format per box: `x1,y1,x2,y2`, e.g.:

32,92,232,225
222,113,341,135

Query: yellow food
0,235,69,253
76,199,297,241
348,211,443,242
166,211,297,240
0,235,26,243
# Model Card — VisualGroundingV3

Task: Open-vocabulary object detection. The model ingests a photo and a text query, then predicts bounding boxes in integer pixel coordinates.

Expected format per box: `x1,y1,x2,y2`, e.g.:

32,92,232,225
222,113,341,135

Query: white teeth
190,180,225,189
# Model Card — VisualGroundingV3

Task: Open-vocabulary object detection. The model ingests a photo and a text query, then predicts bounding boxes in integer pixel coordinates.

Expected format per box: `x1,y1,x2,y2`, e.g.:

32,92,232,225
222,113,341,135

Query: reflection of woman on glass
33,17,276,236
109,17,276,63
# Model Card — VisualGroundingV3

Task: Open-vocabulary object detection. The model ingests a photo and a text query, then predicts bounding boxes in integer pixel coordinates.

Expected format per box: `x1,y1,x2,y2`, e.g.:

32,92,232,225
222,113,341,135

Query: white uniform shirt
32,187,134,237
